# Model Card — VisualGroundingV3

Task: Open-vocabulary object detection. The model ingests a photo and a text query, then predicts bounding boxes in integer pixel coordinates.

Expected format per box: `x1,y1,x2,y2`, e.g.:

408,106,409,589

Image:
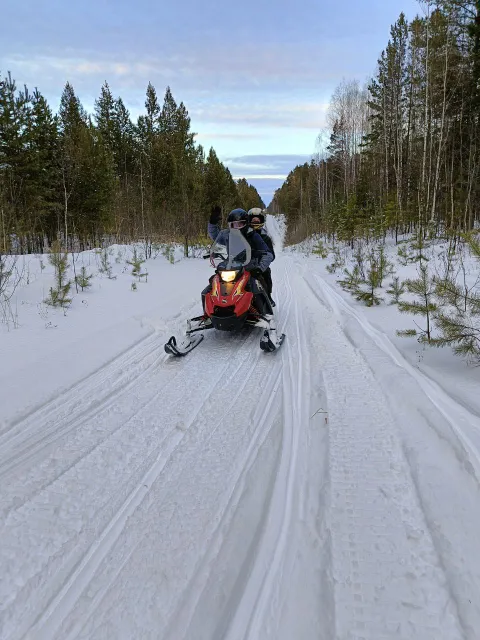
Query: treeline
0,75,264,254
271,1,480,245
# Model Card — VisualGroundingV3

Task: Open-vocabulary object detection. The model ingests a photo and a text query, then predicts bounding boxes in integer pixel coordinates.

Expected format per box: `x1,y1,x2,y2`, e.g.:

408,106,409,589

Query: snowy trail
1,228,478,638
308,268,480,480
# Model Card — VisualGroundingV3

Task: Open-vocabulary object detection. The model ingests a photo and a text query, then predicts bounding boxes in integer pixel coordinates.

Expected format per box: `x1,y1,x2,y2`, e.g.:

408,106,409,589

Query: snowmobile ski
260,329,286,353
164,334,204,357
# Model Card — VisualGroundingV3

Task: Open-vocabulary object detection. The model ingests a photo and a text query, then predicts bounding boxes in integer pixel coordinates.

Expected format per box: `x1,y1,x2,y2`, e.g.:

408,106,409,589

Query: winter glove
248,267,264,279
209,206,222,225
244,260,258,272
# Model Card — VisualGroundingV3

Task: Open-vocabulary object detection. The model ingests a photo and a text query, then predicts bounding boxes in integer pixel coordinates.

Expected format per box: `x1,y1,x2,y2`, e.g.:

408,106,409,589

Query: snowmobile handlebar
204,252,225,260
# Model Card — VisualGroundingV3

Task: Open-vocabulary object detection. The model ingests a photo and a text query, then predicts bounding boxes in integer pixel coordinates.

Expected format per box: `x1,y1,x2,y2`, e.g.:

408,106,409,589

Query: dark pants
201,277,215,314
262,268,273,297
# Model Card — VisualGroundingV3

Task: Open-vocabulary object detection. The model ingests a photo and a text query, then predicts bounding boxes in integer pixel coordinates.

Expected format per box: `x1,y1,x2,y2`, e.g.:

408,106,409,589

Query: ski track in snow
0,223,477,639
308,269,480,482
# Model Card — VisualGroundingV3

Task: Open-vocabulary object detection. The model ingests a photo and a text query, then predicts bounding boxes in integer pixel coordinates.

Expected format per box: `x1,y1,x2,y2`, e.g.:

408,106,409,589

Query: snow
1,221,480,639
0,246,212,426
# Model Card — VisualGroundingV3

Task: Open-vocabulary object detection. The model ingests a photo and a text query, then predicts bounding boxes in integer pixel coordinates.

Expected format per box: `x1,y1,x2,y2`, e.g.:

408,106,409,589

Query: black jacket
259,229,275,260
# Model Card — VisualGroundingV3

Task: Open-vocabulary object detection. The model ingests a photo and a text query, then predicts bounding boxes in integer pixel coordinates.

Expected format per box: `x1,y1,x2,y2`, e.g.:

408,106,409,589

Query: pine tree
94,82,117,158
433,229,480,361
29,89,60,240
339,265,363,293
0,73,34,247
434,300,480,361
75,266,93,291
97,246,115,278
46,240,72,307
127,247,148,281
387,276,406,304
397,264,437,342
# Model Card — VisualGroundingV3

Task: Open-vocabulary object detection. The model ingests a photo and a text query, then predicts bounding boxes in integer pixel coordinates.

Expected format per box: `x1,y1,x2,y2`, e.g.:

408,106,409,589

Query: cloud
232,174,287,180
226,154,312,177
191,100,329,130
225,153,314,204
3,53,329,131
196,133,266,141
2,36,362,98
4,54,174,81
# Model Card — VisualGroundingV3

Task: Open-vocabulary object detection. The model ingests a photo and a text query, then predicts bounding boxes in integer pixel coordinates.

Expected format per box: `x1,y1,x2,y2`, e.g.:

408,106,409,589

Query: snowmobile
164,229,285,356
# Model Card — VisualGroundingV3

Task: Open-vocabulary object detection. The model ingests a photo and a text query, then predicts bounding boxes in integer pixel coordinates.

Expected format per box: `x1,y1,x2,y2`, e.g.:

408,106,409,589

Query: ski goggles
228,220,247,229
250,221,264,230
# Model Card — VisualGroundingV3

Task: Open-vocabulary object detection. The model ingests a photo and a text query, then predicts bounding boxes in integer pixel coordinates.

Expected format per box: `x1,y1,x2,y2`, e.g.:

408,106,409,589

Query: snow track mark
312,272,480,481
295,264,464,639
0,333,163,482
1,327,261,639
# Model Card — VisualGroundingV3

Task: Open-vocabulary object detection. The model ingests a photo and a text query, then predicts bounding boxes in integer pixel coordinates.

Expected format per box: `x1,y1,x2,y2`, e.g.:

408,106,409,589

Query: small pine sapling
162,243,175,264
313,240,329,259
397,244,412,266
338,266,363,294
151,243,162,259
127,248,148,282
464,231,480,260
374,245,393,286
432,235,480,362
433,299,480,362
339,249,383,307
409,231,430,264
397,264,437,343
387,277,405,304
326,247,345,274
36,254,46,271
45,240,72,308
397,234,429,266
97,247,115,279
352,245,366,280
75,266,93,292
355,259,383,307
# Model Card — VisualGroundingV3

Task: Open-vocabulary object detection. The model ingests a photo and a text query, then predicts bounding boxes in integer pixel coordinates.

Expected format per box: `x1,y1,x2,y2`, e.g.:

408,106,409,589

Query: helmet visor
228,220,247,229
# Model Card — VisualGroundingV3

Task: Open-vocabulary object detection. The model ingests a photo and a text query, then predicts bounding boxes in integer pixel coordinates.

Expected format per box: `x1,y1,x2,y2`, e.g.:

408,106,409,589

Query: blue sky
1,0,421,204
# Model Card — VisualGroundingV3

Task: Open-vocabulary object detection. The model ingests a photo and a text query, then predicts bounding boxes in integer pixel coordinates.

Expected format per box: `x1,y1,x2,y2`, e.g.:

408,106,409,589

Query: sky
1,0,421,205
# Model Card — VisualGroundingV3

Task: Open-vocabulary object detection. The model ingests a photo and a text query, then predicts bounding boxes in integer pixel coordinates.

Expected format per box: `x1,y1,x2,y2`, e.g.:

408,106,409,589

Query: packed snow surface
1,218,480,639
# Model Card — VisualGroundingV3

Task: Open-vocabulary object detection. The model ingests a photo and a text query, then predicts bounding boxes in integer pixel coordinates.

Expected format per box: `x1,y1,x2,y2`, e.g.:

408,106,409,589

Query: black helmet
248,208,265,230
227,208,249,233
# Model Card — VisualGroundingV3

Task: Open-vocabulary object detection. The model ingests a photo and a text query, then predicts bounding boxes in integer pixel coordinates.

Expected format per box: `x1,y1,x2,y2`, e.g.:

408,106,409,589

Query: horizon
1,0,421,204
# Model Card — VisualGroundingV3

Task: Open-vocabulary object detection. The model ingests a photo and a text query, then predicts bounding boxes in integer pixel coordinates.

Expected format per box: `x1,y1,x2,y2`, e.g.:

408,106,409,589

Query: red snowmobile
164,229,285,356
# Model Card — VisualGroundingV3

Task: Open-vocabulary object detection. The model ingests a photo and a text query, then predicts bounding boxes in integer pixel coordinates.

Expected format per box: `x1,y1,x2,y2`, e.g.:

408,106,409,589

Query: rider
203,206,274,312
247,208,275,303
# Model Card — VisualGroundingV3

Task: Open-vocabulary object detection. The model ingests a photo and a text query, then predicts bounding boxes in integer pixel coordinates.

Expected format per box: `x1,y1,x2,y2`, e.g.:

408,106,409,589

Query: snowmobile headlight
220,270,238,283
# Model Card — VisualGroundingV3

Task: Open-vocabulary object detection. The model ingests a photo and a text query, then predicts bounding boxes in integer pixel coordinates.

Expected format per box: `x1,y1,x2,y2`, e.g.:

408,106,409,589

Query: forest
271,0,480,246
0,78,264,255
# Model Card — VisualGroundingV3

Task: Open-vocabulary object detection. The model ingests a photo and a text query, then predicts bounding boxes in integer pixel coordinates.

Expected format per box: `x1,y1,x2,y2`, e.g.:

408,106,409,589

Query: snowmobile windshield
210,228,251,270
